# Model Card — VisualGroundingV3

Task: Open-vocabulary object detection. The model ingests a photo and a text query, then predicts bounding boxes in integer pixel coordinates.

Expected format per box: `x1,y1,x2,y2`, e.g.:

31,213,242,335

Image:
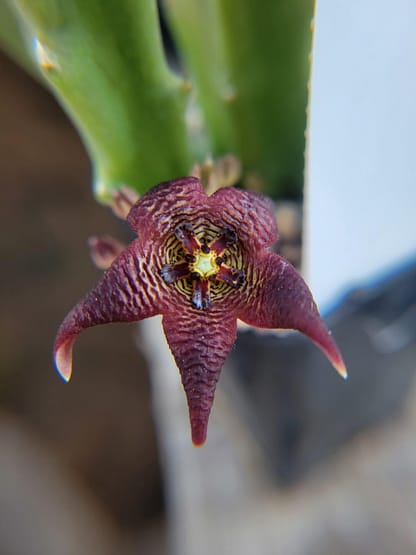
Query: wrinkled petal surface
54,242,165,381
237,253,347,378
163,306,237,446
127,177,207,239
211,187,278,248
54,176,346,446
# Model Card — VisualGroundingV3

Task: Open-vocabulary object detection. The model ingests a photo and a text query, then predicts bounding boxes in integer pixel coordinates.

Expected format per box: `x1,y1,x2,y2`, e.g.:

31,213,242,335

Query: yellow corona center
191,251,218,278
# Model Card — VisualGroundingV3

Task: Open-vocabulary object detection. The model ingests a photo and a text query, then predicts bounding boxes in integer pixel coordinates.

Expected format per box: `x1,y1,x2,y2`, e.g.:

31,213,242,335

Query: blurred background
1,1,416,554
0,50,166,554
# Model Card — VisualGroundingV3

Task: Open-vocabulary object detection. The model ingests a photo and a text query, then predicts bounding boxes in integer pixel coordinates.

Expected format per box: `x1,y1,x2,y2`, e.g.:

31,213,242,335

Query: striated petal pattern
54,176,346,445
237,253,347,378
211,187,278,248
54,243,166,381
162,307,237,445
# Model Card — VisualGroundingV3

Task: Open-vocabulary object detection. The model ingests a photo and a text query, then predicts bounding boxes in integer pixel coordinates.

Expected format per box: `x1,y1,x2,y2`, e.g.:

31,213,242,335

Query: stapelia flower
54,177,346,446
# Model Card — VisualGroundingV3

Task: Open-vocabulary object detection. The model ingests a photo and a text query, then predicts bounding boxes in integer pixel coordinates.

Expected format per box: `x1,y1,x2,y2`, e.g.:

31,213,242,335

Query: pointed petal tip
328,348,348,380
335,360,348,380
54,338,74,383
313,327,348,381
190,418,208,447
192,436,206,448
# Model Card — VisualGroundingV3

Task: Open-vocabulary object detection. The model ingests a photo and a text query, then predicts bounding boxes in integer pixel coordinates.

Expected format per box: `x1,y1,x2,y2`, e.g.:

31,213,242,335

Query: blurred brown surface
0,51,164,551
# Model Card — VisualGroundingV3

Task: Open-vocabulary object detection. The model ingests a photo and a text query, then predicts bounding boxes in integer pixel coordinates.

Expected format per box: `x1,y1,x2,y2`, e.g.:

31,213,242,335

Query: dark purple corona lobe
54,176,346,446
192,276,210,310
210,227,237,254
175,223,200,253
161,262,190,284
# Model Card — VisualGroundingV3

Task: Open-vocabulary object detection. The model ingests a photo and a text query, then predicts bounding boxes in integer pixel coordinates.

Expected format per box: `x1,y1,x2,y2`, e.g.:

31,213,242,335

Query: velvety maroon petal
126,177,207,237
211,187,278,249
238,253,347,378
54,242,165,381
55,176,346,448
162,307,237,445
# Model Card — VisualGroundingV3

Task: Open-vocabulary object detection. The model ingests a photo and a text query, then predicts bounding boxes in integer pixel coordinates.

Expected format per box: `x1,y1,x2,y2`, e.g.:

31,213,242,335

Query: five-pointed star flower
54,177,346,446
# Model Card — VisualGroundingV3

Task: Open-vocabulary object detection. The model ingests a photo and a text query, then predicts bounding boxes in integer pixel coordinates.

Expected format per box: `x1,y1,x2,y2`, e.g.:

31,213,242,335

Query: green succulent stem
12,0,192,200
163,0,237,157
0,1,39,78
165,0,314,197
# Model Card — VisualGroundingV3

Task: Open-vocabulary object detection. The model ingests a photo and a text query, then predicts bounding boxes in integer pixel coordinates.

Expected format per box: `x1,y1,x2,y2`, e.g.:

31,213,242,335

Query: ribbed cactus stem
163,0,237,157
12,0,192,200
165,0,314,197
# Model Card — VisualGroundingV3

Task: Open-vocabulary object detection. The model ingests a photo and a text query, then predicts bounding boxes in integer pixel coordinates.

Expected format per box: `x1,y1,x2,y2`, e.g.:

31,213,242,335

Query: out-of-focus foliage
2,0,313,200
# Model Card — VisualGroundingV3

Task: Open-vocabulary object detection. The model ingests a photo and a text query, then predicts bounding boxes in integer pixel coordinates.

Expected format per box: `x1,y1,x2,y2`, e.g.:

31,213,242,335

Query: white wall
305,0,416,313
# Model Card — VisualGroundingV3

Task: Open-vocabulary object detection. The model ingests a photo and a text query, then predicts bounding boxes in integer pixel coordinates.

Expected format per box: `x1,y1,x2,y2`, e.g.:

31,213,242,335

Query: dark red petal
54,243,164,381
238,253,347,378
162,308,237,446
88,235,126,270
211,187,278,249
126,177,207,236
